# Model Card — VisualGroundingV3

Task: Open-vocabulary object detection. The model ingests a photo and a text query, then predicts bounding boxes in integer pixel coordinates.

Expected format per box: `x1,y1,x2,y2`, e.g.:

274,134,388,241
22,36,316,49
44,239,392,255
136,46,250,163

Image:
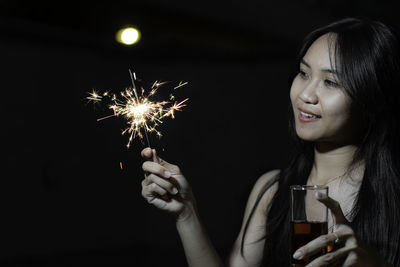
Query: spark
87,70,189,148
174,81,188,90
87,89,103,102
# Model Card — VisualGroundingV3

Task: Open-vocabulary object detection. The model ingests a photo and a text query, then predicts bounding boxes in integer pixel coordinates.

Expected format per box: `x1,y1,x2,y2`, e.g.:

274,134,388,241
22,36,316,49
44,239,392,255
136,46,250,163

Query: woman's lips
298,108,321,122
298,113,321,122
298,107,321,117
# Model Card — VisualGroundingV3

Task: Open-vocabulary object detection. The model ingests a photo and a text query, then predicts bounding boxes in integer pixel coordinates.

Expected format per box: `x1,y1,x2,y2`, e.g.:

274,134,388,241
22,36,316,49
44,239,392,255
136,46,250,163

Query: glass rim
290,185,328,190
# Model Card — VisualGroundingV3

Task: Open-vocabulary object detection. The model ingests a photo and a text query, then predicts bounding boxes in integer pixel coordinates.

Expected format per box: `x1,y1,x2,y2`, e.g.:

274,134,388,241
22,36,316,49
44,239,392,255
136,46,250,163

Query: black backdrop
1,30,291,266
1,2,399,266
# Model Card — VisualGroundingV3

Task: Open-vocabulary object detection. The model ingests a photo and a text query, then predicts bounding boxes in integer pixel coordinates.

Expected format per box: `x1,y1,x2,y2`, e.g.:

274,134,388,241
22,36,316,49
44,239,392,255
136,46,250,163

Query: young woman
141,17,400,267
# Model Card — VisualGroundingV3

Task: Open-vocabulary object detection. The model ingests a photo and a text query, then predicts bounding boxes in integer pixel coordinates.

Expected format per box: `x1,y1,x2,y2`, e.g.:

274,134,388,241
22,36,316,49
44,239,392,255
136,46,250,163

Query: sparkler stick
87,70,189,149
128,69,139,100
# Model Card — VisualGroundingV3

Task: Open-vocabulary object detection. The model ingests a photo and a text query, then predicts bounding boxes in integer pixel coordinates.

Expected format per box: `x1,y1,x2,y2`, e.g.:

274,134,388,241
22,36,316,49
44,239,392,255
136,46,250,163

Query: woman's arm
175,170,280,267
141,148,280,267
228,170,280,267
175,205,224,267
141,148,223,267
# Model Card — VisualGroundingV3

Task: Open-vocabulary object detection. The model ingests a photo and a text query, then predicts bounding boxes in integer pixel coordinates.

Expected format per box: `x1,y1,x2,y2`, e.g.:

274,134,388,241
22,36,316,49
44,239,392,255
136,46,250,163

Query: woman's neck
311,142,364,185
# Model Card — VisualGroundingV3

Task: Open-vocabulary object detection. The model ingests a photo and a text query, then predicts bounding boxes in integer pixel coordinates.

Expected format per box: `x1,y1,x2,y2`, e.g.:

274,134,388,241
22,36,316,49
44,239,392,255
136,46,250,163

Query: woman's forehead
302,33,338,73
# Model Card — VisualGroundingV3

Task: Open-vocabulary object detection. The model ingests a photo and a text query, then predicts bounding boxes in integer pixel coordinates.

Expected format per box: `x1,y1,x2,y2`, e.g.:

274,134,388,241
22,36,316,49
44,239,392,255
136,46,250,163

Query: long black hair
241,17,400,266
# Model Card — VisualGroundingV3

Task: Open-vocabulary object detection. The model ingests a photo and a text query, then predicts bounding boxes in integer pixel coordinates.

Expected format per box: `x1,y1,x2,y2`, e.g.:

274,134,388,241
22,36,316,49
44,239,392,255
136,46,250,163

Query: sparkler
87,69,188,148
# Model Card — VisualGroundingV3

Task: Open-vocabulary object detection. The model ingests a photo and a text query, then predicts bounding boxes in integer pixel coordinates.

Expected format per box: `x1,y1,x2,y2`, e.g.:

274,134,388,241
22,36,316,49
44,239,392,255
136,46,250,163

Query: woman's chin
295,128,320,142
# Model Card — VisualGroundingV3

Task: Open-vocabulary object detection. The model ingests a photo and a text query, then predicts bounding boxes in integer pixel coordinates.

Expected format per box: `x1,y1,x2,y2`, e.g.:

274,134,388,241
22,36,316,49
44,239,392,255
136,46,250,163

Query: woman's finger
306,245,356,267
142,161,172,179
141,148,162,163
293,231,346,260
141,147,153,160
142,148,182,174
293,225,355,260
143,182,168,198
146,174,179,195
146,195,169,210
316,192,348,225
154,149,182,173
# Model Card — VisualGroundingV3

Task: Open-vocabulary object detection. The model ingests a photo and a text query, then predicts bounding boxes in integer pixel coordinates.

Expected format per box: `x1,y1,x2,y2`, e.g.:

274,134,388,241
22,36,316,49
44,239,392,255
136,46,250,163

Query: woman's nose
299,82,318,104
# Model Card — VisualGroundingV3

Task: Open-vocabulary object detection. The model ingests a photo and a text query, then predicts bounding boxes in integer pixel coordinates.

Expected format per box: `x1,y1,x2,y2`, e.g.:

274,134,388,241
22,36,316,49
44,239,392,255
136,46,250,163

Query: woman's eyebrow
300,58,311,68
301,58,338,75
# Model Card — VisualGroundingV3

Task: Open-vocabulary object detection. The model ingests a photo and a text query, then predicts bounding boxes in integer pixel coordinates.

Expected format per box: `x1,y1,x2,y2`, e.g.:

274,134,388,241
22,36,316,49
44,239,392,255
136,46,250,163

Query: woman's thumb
141,147,153,159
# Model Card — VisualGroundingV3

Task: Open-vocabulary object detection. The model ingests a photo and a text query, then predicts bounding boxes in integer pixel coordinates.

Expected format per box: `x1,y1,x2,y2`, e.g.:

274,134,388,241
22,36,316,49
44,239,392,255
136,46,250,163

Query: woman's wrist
176,201,198,225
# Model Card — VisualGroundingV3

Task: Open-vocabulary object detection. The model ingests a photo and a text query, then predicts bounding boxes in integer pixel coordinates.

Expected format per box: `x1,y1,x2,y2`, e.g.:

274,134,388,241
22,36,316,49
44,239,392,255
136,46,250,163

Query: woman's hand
292,192,392,267
141,147,196,221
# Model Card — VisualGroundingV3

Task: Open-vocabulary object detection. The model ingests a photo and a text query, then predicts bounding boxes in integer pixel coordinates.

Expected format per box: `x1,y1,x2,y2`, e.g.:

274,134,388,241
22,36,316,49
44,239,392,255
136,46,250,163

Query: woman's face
290,33,359,145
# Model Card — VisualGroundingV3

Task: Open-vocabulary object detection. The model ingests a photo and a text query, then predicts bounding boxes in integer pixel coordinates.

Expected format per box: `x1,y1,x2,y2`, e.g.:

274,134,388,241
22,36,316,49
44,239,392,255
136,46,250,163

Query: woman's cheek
289,79,301,104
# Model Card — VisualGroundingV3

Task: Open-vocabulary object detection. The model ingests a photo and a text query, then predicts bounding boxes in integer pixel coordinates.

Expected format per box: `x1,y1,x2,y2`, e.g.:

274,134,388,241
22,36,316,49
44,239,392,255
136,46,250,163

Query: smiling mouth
299,110,321,119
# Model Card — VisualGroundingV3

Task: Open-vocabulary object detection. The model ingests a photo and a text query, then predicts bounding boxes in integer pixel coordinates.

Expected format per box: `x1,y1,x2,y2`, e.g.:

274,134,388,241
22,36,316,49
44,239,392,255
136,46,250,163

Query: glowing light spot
116,27,141,45
128,104,149,117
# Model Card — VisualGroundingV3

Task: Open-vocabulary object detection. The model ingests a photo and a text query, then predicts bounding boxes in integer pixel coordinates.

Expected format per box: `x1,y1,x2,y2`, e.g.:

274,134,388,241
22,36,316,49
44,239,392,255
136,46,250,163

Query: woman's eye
298,70,308,79
324,79,340,88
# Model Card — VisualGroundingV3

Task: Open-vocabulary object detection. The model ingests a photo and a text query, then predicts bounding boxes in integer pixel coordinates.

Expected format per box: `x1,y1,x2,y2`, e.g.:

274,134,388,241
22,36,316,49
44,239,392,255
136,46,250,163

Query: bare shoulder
247,169,280,212
228,169,281,267
253,169,280,193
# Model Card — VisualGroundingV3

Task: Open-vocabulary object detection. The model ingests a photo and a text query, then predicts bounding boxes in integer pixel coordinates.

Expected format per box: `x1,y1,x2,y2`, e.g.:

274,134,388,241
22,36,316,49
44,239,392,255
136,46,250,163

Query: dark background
1,1,399,266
